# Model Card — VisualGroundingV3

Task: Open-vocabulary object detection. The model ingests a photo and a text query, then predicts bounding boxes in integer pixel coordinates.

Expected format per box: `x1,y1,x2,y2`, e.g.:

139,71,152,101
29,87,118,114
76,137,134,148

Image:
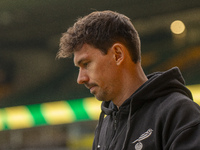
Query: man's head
57,10,141,63
58,10,145,105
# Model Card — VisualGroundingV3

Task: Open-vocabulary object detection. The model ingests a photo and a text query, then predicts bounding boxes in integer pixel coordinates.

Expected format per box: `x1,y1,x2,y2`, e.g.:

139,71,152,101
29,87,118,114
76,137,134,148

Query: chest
97,113,156,150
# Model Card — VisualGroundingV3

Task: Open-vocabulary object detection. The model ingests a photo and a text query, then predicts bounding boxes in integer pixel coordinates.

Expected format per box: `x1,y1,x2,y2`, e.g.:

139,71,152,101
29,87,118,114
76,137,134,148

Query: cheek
102,58,116,73
92,57,117,83
101,66,118,86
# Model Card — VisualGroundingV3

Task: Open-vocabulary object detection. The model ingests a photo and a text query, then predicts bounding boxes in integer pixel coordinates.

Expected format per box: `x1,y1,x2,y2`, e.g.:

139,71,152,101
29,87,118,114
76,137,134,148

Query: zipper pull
97,144,100,149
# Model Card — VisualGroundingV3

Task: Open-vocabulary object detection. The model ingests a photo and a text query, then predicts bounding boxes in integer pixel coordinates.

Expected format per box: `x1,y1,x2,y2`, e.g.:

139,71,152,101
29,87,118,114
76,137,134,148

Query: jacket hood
101,66,193,115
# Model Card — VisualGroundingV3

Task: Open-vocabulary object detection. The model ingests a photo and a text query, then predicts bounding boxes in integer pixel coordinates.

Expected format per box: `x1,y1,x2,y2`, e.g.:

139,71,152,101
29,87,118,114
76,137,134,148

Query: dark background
0,0,200,107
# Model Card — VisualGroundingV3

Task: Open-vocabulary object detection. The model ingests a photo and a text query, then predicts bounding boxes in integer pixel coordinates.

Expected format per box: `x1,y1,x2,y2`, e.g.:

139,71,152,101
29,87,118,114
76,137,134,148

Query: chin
93,90,110,101
95,95,110,102
94,95,103,101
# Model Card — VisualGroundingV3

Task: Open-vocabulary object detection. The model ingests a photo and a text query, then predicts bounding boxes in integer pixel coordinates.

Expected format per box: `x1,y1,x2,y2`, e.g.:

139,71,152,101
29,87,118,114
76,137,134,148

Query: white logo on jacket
132,128,153,150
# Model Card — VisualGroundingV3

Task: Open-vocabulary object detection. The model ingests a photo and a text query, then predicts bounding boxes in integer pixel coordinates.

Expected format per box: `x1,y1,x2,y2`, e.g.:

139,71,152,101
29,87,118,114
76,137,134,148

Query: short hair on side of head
57,10,141,63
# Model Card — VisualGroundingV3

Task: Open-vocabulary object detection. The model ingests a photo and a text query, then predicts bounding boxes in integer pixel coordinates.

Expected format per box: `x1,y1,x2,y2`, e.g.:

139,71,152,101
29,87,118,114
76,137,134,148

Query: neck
113,63,148,107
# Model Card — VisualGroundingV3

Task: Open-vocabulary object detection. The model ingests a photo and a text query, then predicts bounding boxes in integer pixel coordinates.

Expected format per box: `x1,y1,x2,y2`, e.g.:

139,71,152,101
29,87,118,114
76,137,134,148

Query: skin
74,43,148,107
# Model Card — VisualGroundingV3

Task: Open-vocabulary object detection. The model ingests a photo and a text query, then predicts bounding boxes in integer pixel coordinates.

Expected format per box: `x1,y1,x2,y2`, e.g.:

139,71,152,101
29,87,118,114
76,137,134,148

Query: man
57,10,200,150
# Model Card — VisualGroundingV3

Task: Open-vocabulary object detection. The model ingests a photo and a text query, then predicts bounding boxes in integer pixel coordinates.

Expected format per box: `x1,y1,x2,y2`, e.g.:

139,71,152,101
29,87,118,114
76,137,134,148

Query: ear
111,43,125,65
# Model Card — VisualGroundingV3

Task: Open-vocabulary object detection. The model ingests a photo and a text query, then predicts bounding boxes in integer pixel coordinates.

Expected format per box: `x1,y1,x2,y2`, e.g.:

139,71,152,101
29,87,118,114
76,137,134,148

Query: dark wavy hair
57,10,141,63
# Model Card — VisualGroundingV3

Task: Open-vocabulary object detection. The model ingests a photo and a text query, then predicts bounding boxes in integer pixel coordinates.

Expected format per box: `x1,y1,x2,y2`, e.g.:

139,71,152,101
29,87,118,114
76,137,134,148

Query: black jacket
93,67,200,150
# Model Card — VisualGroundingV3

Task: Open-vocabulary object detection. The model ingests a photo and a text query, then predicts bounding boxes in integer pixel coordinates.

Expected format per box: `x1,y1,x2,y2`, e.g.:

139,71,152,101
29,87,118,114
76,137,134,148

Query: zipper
98,111,119,150
106,111,118,149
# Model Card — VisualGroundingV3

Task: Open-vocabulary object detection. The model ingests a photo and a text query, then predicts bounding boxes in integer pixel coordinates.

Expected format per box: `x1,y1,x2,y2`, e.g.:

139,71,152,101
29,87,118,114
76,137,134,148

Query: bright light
170,20,185,34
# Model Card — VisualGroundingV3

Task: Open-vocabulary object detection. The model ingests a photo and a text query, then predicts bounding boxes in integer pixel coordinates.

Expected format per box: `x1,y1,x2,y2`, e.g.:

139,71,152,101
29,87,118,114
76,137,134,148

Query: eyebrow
74,57,87,67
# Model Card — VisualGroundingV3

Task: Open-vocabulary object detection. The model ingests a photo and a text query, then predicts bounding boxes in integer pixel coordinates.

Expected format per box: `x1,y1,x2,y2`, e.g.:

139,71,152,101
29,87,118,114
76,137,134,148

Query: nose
77,68,89,84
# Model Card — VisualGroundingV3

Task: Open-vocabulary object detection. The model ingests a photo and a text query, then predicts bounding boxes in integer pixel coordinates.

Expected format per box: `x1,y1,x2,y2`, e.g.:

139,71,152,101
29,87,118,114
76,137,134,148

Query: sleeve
169,123,200,150
159,94,200,150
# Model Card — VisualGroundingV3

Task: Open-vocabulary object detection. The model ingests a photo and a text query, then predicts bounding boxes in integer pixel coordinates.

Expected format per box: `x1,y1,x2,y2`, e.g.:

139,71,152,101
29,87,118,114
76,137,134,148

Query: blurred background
0,0,200,149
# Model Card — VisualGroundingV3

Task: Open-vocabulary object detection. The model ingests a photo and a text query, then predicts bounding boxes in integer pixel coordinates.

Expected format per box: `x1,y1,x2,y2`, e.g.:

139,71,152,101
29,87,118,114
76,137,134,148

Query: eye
82,61,90,68
83,62,88,67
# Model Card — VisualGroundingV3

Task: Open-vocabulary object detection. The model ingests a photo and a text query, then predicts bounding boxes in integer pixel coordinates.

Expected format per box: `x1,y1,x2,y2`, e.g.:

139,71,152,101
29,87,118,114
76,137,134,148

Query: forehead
73,44,101,66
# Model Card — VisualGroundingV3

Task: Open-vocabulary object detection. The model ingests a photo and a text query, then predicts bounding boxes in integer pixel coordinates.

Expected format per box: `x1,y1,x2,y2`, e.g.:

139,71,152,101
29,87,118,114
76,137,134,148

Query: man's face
74,44,120,101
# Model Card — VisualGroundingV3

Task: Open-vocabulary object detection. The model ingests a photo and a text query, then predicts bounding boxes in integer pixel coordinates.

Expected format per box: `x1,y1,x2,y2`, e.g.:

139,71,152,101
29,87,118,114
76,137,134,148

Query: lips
90,86,96,93
85,84,97,94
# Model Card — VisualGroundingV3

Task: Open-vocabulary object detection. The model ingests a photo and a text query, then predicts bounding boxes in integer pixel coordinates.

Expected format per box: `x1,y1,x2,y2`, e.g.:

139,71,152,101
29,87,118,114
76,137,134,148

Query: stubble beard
85,83,111,102
93,88,111,102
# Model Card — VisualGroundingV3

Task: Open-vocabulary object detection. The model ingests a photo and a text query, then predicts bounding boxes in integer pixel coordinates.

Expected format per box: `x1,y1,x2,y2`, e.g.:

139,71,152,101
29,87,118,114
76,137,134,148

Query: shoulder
159,92,200,149
155,92,200,127
156,92,200,139
158,92,200,117
153,92,200,148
